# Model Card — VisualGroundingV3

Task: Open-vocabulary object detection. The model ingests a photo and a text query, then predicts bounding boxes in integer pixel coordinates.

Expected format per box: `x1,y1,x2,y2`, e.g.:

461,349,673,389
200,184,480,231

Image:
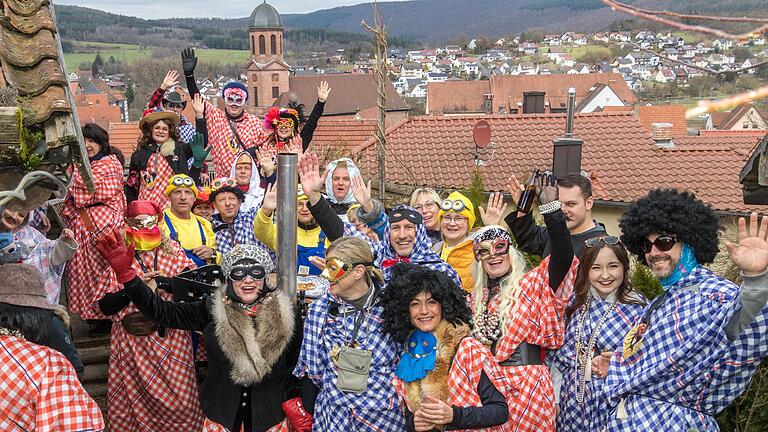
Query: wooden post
362,3,388,201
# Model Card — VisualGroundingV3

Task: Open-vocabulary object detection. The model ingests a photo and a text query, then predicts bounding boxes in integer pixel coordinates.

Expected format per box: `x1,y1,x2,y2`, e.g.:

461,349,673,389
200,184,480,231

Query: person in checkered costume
0,263,104,431
383,263,511,431
61,125,127,320
210,179,273,259
95,200,204,431
549,238,646,432
96,237,302,432
147,70,197,144
293,237,406,431
589,189,768,430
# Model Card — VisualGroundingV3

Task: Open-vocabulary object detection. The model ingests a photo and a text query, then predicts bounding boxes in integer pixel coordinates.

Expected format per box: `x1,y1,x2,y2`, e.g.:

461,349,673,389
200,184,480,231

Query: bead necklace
473,284,502,346
574,295,616,404
0,326,24,338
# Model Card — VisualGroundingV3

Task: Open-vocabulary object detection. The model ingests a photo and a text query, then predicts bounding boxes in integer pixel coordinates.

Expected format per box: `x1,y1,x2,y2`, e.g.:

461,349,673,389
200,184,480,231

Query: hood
324,158,360,205
230,150,264,208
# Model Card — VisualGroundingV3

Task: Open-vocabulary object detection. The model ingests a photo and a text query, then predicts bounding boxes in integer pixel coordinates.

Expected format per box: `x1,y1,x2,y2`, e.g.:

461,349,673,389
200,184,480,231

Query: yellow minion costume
160,174,219,265
433,191,477,293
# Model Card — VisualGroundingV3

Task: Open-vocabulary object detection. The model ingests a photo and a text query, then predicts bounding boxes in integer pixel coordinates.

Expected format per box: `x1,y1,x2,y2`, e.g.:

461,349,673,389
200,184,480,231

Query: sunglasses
321,257,371,283
440,199,466,212
225,94,246,107
125,216,158,230
390,209,423,225
230,265,266,281
642,235,677,254
585,236,621,248
165,102,184,109
473,238,510,261
172,176,195,188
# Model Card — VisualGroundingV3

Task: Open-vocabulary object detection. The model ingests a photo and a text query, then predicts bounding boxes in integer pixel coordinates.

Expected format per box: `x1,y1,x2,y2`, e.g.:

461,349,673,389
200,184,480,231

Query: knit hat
126,200,162,218
0,263,54,310
0,233,29,264
164,174,199,197
221,81,249,100
221,244,274,277
438,191,476,228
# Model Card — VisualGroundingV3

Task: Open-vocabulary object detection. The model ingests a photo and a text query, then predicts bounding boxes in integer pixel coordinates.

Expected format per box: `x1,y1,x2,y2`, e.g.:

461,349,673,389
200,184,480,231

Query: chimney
552,87,583,177
483,93,494,115
650,122,675,148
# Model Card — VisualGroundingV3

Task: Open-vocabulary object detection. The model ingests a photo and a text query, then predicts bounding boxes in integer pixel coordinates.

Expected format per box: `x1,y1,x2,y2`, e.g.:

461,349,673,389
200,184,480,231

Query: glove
95,227,137,284
190,133,211,168
282,397,312,432
181,48,197,76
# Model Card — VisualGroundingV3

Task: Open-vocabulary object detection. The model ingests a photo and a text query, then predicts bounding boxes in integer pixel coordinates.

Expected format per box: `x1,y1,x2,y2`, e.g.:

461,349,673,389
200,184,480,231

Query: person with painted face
95,200,204,432
62,123,127,322
587,189,768,431
382,263,510,431
182,48,279,179
160,174,219,266
146,70,197,144
210,177,272,258
549,237,646,432
125,93,209,208
468,173,579,432
95,238,302,432
293,237,406,431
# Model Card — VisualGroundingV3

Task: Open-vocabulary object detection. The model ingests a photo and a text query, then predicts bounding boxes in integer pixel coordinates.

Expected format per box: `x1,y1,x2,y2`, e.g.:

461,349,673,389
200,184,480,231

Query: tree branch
686,83,768,119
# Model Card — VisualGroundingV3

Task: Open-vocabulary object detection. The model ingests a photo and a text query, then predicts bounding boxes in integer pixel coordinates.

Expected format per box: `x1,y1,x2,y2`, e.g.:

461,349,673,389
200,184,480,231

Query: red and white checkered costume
61,154,126,320
107,240,204,431
204,101,269,178
137,152,174,209
484,256,578,432
395,337,511,432
0,334,105,431
202,417,291,431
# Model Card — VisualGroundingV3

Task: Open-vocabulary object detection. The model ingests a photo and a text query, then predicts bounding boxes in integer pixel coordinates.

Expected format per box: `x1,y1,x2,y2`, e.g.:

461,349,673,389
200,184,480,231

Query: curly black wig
619,188,720,265
380,263,472,344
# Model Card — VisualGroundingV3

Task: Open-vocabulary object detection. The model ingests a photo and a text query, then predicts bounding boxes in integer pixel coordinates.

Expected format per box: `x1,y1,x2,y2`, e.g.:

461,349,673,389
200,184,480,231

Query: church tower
246,1,290,112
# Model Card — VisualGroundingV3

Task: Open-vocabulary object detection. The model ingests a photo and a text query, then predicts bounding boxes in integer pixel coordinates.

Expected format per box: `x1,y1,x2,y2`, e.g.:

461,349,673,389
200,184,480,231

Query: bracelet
538,200,562,214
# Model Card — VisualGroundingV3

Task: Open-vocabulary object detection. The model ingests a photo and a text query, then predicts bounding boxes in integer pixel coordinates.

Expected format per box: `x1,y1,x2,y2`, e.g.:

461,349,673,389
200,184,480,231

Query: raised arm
536,173,574,291
300,81,330,150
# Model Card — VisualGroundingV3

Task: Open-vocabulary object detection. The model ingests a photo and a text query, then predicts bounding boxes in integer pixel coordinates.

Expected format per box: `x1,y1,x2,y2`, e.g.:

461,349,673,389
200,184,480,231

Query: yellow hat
297,184,308,201
164,174,199,197
438,191,475,228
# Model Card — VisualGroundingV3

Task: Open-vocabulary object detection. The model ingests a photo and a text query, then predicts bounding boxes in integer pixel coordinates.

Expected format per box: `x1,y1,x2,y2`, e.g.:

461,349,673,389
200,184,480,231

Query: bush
630,260,663,300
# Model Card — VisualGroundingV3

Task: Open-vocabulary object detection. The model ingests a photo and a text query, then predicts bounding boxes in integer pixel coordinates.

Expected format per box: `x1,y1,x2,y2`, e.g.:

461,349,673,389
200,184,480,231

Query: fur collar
159,138,176,157
404,320,470,412
210,287,295,386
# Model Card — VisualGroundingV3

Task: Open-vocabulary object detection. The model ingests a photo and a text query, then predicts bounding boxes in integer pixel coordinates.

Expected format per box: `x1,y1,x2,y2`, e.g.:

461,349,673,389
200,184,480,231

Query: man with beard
505,172,606,258
590,188,768,431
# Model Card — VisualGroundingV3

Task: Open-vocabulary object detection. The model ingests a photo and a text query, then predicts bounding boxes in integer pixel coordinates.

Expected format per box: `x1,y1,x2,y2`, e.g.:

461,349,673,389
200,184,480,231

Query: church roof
249,1,283,29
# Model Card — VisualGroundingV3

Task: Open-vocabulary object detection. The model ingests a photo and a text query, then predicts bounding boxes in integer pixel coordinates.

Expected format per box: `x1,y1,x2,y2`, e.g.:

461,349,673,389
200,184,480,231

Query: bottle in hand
516,169,539,214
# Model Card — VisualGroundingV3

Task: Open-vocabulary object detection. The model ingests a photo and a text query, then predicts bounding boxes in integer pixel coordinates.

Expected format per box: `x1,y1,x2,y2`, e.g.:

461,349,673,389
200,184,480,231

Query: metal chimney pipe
565,87,576,138
276,153,298,300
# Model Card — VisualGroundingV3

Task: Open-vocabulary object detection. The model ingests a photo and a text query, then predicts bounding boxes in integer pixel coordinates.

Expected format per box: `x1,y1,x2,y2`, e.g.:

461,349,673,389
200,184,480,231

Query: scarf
660,242,699,287
125,226,162,251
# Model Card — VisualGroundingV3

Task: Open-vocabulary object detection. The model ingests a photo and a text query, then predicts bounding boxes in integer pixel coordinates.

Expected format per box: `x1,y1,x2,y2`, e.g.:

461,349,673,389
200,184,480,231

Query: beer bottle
516,169,539,214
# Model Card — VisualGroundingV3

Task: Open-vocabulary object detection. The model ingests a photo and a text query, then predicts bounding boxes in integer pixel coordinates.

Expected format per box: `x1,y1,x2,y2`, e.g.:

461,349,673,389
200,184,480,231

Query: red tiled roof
75,93,121,131
351,112,766,213
637,105,689,138
308,118,378,166
675,130,765,156
426,80,491,114
108,122,140,162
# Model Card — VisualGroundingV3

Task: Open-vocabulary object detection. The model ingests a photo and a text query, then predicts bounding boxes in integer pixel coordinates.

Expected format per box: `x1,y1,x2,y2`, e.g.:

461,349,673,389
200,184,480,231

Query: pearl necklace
573,295,615,404
473,284,502,346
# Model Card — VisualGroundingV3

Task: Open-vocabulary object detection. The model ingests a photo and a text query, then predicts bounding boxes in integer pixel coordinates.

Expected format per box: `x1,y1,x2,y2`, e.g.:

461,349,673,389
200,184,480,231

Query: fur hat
0,263,54,310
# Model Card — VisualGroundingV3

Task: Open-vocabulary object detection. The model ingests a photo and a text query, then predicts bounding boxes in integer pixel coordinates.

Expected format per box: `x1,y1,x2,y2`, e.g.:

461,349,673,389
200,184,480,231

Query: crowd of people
2,49,768,432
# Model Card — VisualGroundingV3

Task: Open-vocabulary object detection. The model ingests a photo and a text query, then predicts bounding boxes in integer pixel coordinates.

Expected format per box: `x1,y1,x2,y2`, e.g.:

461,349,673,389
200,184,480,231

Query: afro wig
380,263,472,344
619,188,720,265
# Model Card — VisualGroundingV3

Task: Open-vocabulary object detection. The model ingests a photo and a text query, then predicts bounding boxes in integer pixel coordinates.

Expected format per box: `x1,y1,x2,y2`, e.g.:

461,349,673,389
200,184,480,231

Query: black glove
535,171,559,205
181,48,197,77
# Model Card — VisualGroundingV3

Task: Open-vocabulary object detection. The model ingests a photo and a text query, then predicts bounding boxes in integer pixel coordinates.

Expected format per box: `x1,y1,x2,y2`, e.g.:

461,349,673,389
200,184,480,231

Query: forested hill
54,0,767,46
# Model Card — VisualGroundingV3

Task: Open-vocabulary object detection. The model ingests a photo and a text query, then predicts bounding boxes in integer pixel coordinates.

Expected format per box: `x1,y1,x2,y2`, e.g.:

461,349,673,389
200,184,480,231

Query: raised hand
506,174,524,205
535,171,558,206
191,93,205,118
298,152,326,204
161,70,179,90
255,147,276,177
479,192,508,226
726,212,768,276
351,174,373,212
261,183,277,216
317,81,331,103
181,48,197,76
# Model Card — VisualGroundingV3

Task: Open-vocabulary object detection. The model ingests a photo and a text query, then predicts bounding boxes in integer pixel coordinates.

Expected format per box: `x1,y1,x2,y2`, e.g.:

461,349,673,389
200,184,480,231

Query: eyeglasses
585,236,621,248
442,215,467,225
125,216,158,230
413,202,437,212
473,238,510,261
171,176,195,188
642,234,677,254
212,178,236,190
225,94,246,107
440,199,466,212
230,265,266,281
321,257,371,283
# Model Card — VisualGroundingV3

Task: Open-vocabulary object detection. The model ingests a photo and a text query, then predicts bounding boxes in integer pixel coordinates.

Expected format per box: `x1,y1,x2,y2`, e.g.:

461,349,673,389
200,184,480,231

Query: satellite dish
473,120,491,149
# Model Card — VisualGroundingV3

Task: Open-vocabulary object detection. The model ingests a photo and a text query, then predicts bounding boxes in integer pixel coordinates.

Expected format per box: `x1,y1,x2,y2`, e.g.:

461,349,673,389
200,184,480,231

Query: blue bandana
660,242,699,287
395,330,437,382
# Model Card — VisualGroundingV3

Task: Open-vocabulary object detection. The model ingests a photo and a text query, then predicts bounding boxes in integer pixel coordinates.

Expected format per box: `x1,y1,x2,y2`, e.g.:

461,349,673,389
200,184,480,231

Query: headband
474,226,513,244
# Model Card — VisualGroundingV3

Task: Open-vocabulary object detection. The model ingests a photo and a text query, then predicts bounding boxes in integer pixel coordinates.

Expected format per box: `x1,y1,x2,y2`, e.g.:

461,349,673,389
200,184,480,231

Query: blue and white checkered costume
293,287,406,431
549,292,645,432
601,266,768,430
211,207,272,258
371,205,460,286
179,115,196,144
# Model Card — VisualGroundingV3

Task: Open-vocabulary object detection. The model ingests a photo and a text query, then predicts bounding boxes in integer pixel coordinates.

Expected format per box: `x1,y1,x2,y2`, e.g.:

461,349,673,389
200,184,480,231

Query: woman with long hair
382,263,510,431
293,236,406,431
550,237,646,432
469,175,578,432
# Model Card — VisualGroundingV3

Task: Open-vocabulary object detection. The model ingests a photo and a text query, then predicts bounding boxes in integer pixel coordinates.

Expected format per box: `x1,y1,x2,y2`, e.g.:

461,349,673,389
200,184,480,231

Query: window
253,87,259,106
523,92,545,114
270,35,278,55
251,35,255,55
259,35,266,55
272,86,280,99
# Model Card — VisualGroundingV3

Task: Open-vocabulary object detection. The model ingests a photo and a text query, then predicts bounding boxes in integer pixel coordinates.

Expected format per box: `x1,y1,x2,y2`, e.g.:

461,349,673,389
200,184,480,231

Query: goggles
225,94,246,107
212,177,237,190
321,257,371,283
172,176,196,188
125,216,158,230
585,236,621,248
389,208,423,225
229,265,266,281
440,199,466,212
642,234,677,254
473,237,510,261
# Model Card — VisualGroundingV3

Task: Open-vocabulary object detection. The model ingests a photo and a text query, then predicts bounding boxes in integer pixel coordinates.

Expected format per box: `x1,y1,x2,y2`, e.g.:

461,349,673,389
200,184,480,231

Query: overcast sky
56,0,409,18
